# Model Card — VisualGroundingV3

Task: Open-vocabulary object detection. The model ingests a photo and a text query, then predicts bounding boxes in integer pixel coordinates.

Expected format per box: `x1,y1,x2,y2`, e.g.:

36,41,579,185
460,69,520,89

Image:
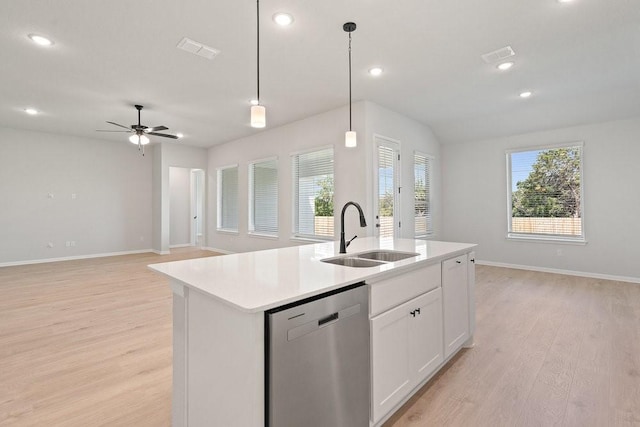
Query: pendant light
343,22,357,147
251,0,266,128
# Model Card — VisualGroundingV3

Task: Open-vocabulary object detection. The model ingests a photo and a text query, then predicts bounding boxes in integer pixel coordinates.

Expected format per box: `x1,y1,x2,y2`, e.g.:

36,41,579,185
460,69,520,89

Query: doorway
169,167,205,249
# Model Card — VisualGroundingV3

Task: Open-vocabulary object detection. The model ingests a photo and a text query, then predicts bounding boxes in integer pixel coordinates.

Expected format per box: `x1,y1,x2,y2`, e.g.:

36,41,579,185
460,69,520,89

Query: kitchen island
149,237,476,426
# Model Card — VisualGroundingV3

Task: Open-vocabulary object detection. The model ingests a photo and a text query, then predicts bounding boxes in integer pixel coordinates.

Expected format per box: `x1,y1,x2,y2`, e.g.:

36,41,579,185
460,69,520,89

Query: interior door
190,169,205,247
374,136,401,238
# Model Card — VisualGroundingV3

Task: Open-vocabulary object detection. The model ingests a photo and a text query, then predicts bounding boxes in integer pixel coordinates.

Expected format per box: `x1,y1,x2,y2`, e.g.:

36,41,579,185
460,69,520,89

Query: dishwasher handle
318,312,339,327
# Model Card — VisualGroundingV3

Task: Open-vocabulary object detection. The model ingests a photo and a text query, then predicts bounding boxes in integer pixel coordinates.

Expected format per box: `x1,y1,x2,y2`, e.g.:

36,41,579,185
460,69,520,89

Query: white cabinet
371,288,443,424
410,288,444,384
442,254,470,358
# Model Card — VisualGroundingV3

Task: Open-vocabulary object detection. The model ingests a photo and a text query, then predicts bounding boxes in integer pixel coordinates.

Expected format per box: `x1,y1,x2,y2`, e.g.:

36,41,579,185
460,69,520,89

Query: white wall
169,167,191,246
441,117,640,281
206,101,441,253
366,103,442,239
0,126,153,265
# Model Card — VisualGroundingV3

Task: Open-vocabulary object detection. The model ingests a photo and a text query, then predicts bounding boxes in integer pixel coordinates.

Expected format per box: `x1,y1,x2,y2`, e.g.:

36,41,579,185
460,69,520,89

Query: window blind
249,159,278,235
293,147,334,238
218,166,238,231
508,144,583,240
378,145,395,238
414,153,433,236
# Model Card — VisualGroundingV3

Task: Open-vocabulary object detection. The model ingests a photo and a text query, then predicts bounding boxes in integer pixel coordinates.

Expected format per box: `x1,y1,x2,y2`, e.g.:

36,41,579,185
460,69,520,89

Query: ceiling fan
97,104,179,155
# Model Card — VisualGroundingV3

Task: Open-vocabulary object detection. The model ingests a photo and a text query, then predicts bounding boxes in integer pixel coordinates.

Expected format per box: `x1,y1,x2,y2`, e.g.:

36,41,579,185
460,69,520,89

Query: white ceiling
1,0,639,148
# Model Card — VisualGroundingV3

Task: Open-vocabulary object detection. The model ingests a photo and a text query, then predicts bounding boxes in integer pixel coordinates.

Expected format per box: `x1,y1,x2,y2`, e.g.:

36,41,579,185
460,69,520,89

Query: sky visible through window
511,150,540,191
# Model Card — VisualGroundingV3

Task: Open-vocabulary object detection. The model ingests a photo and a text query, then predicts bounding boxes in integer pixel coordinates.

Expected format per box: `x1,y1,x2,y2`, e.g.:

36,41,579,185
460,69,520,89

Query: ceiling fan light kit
129,134,150,145
97,104,178,156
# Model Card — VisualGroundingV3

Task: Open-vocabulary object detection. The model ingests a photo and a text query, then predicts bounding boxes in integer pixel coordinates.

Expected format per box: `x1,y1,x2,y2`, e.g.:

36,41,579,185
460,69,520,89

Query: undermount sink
355,250,419,262
321,257,386,268
321,250,419,268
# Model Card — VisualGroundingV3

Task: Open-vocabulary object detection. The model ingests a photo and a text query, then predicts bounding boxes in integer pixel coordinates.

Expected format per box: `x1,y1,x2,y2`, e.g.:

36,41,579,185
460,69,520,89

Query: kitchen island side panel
177,283,264,427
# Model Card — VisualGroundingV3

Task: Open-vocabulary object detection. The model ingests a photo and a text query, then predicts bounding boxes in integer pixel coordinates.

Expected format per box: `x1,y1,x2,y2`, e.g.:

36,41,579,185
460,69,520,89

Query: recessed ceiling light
28,34,53,46
24,108,39,115
519,91,532,98
497,62,514,71
368,67,383,76
273,13,294,26
250,99,259,106
176,133,184,138
557,0,574,3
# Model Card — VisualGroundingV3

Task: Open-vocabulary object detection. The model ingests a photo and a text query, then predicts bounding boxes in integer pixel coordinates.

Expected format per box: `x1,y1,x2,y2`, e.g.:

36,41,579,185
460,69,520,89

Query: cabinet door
371,299,412,423
442,255,470,358
409,288,443,385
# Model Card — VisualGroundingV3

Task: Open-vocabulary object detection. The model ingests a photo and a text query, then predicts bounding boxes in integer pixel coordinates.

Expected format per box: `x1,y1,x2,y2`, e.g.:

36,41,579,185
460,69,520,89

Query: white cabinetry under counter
370,286,443,424
370,251,476,426
443,254,470,358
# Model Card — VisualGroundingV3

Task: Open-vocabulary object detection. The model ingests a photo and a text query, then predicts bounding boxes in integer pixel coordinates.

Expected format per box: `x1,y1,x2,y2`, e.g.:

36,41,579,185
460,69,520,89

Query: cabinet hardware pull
456,260,461,264
470,258,475,263
415,308,421,315
410,310,416,317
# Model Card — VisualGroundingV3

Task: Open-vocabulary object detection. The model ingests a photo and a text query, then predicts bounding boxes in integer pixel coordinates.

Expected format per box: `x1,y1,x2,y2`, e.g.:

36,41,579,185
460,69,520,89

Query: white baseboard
0,249,154,268
170,244,193,249
477,260,640,284
152,250,170,255
202,246,235,255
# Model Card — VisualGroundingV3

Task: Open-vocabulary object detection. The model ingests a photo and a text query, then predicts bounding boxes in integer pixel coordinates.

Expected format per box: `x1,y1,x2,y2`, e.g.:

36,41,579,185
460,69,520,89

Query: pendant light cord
348,32,352,131
256,0,260,104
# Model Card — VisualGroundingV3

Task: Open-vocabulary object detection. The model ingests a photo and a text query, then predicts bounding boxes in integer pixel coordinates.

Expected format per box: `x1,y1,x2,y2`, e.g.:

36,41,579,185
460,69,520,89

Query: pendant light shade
251,0,266,128
345,131,357,148
343,22,357,148
251,105,266,128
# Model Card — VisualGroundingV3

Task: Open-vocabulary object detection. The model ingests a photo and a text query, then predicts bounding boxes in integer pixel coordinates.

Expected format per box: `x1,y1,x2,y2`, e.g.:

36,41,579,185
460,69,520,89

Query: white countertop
148,237,476,313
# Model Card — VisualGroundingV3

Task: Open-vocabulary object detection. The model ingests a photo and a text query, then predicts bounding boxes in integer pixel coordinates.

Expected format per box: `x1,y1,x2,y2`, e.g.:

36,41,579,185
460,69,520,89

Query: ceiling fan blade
106,121,133,130
96,129,132,133
148,132,179,139
146,125,168,132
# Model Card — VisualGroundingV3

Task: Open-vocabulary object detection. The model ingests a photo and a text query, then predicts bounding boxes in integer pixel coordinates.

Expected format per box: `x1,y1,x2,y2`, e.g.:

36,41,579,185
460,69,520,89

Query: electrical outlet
66,241,70,247
71,193,77,199
48,193,54,199
70,241,76,247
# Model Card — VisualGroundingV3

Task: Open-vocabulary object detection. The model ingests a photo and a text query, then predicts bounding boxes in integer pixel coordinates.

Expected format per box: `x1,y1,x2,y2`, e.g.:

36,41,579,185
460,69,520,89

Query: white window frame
291,145,335,242
506,142,586,243
414,151,434,238
216,164,239,233
248,156,279,238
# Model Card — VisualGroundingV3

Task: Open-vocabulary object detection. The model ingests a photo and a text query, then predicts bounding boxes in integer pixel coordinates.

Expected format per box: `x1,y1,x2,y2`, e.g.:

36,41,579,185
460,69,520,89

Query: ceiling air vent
177,37,220,60
481,46,515,64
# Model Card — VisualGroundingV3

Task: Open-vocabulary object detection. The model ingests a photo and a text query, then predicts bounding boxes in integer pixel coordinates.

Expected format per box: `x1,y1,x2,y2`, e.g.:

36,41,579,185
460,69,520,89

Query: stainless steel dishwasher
265,282,370,427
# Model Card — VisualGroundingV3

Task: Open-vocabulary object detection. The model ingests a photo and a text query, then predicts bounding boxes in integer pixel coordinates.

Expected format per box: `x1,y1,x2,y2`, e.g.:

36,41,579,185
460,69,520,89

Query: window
249,158,278,236
414,152,433,237
217,165,238,232
292,147,334,239
507,143,584,242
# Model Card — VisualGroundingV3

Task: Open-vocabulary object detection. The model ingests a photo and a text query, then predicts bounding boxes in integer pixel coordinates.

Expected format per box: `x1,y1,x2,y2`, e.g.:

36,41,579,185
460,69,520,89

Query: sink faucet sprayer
339,201,367,254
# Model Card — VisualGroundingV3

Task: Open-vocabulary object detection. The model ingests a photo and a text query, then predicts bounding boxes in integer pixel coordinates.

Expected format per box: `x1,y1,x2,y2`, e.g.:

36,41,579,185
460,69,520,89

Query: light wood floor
1,253,639,426
385,267,640,427
0,249,217,427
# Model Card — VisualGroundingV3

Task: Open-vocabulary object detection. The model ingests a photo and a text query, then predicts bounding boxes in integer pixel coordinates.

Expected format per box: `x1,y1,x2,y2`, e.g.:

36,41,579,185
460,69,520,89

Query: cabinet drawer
369,263,441,316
